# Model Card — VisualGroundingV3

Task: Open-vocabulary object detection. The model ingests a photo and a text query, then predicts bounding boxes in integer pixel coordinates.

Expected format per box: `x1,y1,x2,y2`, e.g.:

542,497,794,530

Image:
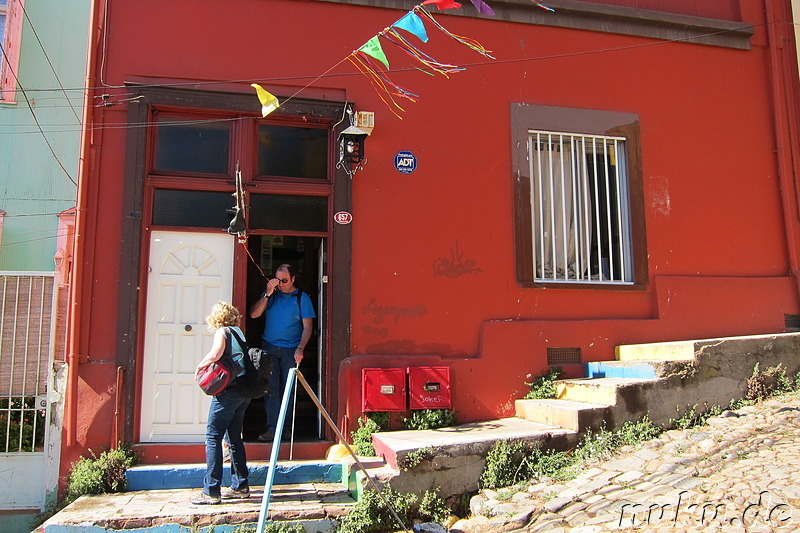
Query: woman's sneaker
190,492,221,505
221,487,250,499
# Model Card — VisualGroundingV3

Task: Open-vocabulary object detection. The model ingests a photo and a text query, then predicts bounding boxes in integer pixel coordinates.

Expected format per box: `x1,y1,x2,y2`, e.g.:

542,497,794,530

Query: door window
257,124,328,180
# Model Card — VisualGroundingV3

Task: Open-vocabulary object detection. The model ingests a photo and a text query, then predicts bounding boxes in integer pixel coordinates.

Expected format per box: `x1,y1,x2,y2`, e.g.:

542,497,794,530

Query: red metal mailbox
362,368,407,412
408,366,451,410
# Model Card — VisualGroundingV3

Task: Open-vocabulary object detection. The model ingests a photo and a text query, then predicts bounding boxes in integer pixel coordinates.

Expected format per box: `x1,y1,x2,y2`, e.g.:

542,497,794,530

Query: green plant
67,446,139,501
418,487,450,524
339,484,418,533
351,413,389,456
669,404,720,430
0,397,46,452
523,367,562,400
480,440,530,489
727,396,751,410
524,447,575,481
612,416,662,445
403,409,457,430
744,363,793,401
480,415,664,490
398,447,433,471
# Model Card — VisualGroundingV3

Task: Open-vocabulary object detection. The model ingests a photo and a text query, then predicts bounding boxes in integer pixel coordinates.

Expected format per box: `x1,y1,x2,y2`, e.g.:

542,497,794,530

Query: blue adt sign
394,151,417,174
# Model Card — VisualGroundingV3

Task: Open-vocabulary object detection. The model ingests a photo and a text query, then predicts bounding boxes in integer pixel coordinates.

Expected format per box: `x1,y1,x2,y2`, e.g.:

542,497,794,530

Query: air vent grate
547,347,582,365
786,314,800,330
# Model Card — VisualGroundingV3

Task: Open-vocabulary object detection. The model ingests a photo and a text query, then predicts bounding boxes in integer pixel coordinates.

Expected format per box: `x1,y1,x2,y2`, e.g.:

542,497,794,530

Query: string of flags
253,0,554,118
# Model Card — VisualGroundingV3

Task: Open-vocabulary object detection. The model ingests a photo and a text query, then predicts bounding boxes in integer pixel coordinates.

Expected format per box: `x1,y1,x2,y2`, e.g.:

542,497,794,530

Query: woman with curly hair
191,301,251,505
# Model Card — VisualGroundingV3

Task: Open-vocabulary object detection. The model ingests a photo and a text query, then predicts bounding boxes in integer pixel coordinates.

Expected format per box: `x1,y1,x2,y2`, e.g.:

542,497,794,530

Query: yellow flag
251,84,279,117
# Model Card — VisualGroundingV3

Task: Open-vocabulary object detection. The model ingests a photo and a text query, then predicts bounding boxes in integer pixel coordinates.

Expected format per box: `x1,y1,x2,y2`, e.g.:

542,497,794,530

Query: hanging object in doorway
227,164,248,242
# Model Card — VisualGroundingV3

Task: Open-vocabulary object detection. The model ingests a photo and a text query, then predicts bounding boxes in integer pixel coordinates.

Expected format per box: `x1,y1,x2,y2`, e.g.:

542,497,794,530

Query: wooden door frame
118,84,352,444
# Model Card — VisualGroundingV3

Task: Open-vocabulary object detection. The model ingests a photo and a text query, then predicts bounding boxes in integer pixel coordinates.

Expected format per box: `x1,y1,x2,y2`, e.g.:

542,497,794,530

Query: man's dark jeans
262,342,298,436
203,387,250,497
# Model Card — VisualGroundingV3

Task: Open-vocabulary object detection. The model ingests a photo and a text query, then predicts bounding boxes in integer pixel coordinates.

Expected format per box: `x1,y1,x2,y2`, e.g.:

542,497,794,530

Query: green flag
358,36,390,69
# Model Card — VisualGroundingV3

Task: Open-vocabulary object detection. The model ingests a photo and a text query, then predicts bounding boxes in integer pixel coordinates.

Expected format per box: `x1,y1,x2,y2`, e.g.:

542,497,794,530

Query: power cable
0,20,764,99
0,41,78,186
19,2,82,123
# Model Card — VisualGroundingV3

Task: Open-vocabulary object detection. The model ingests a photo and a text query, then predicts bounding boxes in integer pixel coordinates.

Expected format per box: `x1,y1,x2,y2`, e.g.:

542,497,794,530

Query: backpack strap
228,327,247,349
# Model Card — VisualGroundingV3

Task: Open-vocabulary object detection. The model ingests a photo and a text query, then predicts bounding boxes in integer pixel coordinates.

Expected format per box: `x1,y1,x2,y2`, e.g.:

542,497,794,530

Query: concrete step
515,398,610,432
615,339,697,361
37,483,354,533
370,417,578,499
585,359,698,379
556,377,660,406
125,460,342,491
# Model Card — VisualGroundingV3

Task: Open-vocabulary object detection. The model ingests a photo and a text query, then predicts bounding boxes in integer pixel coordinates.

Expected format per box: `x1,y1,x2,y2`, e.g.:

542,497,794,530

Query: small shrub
574,426,618,464
613,416,662,445
403,409,457,430
351,413,389,457
669,404,720,430
480,415,664,490
418,487,450,524
524,367,562,400
745,363,791,401
525,447,575,481
67,447,139,501
398,447,433,471
339,485,417,533
480,440,530,489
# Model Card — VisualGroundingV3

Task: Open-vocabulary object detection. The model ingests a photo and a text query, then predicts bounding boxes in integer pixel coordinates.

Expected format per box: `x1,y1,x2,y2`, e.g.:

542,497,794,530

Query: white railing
528,130,633,284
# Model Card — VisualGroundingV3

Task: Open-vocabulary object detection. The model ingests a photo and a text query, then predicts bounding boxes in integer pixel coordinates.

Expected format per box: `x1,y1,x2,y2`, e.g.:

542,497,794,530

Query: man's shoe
190,492,221,505
221,487,250,499
257,429,275,442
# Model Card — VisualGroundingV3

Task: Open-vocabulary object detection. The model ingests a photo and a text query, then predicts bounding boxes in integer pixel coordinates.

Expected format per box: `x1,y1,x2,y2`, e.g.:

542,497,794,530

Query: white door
140,231,234,442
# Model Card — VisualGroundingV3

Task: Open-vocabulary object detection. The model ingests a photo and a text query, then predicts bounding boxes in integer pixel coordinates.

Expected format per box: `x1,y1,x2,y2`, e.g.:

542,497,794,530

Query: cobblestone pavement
452,392,800,533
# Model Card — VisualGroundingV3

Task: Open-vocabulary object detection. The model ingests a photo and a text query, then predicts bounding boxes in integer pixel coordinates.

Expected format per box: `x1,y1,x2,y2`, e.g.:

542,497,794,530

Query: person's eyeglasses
278,278,290,284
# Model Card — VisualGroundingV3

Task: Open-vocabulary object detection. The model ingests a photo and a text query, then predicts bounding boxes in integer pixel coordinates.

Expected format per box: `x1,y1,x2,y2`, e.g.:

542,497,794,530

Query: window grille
547,347,582,365
0,275,53,452
528,130,634,284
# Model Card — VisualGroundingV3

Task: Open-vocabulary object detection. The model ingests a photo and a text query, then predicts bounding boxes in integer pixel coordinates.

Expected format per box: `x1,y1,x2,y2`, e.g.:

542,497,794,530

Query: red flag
422,0,462,10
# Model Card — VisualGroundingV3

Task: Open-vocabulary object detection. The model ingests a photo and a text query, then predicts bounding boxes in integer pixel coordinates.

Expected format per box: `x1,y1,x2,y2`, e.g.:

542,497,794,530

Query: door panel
140,231,233,442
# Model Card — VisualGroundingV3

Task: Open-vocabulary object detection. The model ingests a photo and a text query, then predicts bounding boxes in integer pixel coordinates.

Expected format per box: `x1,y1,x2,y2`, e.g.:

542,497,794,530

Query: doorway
242,235,325,442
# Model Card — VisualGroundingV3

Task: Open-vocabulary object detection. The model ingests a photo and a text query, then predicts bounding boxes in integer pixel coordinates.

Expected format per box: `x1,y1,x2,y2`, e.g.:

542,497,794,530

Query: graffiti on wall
433,240,483,278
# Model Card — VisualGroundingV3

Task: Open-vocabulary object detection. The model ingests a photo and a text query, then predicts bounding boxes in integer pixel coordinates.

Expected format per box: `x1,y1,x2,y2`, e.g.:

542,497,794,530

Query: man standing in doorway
249,264,316,442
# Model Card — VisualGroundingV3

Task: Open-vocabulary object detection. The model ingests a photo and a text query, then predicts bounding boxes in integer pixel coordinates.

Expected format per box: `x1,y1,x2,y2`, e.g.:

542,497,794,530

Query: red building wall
63,0,800,479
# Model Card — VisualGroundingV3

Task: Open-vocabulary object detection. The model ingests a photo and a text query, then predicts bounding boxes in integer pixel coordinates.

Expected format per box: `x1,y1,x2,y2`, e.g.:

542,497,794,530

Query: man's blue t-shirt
263,289,316,348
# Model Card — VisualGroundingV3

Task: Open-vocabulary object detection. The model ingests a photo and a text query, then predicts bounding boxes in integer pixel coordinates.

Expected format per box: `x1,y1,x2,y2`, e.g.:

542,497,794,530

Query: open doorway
242,234,325,442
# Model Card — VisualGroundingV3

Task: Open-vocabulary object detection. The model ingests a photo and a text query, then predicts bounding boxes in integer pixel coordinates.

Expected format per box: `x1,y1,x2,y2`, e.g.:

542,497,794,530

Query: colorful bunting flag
422,0,462,9
469,0,495,15
251,84,279,117
393,12,429,42
251,0,555,118
357,36,390,69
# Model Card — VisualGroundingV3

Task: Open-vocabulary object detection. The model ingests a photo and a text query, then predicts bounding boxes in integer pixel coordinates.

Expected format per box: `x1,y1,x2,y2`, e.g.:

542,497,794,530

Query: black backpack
227,327,271,399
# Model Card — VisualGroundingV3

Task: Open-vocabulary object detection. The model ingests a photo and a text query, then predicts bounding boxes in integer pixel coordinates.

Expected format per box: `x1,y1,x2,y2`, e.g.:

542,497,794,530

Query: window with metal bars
528,130,634,284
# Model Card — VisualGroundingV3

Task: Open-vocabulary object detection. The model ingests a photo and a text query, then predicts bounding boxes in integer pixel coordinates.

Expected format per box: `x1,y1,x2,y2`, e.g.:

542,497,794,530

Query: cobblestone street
455,392,800,532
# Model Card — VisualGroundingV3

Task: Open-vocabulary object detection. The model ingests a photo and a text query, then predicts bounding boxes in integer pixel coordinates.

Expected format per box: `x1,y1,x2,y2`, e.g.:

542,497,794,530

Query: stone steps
37,460,356,533
36,483,354,532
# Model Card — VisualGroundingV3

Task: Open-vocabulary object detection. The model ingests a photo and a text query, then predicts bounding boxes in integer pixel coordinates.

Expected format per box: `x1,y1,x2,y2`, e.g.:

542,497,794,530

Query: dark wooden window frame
511,102,648,290
117,84,352,442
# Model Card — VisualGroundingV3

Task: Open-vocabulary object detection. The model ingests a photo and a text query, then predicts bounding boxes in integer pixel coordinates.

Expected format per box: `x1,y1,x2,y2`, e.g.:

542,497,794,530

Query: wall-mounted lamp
337,110,373,178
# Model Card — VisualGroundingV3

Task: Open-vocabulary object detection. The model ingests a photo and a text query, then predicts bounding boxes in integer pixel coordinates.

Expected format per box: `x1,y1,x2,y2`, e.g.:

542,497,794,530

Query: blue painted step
125,461,342,491
585,362,657,379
